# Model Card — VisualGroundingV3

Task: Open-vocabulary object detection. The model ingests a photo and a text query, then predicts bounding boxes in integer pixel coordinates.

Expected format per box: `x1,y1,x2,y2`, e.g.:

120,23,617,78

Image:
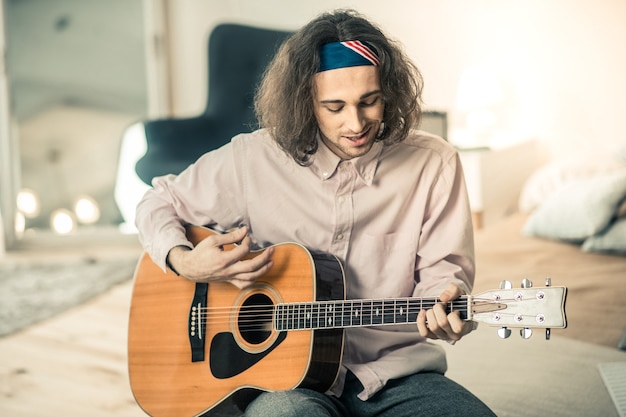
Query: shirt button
336,233,344,240
338,196,345,203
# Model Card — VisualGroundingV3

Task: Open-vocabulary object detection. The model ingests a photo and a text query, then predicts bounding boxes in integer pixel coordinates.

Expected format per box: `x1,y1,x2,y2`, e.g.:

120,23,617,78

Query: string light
50,209,76,235
16,188,40,218
74,195,100,224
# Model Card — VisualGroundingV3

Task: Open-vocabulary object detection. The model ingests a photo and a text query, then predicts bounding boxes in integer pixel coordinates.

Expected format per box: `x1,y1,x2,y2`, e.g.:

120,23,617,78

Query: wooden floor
0,280,147,417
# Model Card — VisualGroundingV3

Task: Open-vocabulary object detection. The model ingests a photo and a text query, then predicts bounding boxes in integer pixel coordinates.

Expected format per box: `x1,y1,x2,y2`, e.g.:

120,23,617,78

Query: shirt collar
311,135,383,186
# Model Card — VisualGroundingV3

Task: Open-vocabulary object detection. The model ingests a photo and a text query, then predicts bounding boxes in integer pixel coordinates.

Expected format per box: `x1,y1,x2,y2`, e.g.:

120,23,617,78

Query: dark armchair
135,23,293,185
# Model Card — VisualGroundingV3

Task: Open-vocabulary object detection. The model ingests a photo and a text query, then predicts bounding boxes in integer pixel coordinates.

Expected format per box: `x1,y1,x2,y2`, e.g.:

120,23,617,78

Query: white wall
164,0,626,160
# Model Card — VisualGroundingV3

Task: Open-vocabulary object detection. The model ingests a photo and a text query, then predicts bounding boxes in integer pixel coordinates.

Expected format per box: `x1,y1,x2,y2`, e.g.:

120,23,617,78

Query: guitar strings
194,299,474,331
192,296,529,332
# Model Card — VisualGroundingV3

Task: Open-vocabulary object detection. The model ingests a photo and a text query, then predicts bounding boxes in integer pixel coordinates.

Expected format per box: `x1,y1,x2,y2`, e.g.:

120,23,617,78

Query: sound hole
239,293,273,345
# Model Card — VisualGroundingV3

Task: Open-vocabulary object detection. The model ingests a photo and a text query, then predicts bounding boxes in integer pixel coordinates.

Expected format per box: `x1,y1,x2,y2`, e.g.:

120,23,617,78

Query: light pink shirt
135,128,474,400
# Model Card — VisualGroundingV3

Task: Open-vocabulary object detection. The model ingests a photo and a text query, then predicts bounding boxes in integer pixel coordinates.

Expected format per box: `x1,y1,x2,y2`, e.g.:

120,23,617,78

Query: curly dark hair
254,9,424,165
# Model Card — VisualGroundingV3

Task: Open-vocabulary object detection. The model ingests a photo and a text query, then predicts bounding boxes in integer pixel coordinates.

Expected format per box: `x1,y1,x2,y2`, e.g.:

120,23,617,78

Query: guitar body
128,226,346,417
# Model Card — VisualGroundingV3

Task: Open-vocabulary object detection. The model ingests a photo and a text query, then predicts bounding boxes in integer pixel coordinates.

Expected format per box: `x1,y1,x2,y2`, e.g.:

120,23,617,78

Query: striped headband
318,40,380,72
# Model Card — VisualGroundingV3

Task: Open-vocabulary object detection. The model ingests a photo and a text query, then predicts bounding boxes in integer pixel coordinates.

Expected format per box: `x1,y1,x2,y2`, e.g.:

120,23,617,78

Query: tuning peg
545,277,552,287
499,280,512,290
546,328,551,340
520,328,533,339
498,327,512,339
521,278,533,288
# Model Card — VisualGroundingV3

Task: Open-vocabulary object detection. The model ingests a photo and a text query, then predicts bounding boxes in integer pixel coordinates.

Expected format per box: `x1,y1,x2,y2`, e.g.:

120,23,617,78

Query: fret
322,302,333,328
297,303,304,330
304,302,312,329
313,302,321,329
395,299,408,323
359,300,368,326
382,300,393,324
335,301,343,328
277,304,284,331
275,304,282,331
407,299,419,323
281,304,287,330
288,303,295,330
371,300,383,325
343,300,353,328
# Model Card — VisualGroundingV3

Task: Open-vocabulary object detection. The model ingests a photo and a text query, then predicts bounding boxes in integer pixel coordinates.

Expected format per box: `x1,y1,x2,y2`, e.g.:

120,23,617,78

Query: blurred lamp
16,188,40,218
74,195,100,224
15,211,25,237
50,209,76,234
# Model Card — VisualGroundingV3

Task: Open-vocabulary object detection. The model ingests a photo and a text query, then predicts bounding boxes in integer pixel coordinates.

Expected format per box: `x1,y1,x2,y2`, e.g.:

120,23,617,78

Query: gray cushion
523,172,626,241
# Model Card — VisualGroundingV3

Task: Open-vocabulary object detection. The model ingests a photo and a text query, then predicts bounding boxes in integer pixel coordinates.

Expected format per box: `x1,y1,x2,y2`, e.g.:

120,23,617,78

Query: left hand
417,284,475,342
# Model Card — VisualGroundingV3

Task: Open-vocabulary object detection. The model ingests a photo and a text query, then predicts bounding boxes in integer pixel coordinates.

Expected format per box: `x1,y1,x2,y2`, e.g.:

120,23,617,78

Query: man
135,9,496,417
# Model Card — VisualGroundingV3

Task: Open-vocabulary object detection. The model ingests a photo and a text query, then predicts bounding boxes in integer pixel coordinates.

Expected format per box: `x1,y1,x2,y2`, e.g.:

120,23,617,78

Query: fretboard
274,297,469,331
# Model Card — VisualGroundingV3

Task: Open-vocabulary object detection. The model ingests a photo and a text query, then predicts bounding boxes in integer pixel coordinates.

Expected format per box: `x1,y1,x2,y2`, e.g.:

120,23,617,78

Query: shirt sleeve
413,151,475,297
134,142,245,271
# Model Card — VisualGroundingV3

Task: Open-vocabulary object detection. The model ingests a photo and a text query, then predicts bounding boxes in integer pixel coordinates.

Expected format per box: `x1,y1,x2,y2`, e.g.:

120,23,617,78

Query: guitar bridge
189,283,208,362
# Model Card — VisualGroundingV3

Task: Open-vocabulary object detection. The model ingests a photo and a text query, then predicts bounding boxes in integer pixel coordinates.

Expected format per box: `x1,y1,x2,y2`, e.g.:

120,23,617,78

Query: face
312,65,384,160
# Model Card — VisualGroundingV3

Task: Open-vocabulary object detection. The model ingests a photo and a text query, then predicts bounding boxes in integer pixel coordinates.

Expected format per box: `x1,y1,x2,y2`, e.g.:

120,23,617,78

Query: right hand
166,226,274,289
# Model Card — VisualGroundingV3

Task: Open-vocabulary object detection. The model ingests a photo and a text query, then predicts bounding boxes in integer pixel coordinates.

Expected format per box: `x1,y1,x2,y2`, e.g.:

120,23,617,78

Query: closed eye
325,105,344,113
360,96,380,107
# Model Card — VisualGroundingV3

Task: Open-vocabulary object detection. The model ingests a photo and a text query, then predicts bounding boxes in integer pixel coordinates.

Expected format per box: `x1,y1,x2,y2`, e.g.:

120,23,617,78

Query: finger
417,309,430,337
448,311,466,335
227,247,274,276
206,226,250,250
198,234,253,267
426,308,449,340
439,283,463,303
228,261,275,289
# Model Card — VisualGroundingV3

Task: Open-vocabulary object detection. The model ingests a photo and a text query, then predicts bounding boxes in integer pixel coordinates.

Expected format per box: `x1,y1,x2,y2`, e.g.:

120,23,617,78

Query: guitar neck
274,296,470,331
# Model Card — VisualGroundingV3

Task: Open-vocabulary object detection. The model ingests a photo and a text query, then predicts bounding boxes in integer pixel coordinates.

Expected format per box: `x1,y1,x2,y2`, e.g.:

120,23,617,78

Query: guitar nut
536,291,545,300
492,313,501,322
536,314,545,324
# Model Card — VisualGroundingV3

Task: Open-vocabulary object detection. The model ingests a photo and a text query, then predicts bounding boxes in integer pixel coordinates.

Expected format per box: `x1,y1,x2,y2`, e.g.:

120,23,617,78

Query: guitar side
127,226,345,417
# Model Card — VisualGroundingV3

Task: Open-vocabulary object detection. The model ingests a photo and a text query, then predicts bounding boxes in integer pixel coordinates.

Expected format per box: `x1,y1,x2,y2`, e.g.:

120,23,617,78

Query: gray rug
0,256,138,337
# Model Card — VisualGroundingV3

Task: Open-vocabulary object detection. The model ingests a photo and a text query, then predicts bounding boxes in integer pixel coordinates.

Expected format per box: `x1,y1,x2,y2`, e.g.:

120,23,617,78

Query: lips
343,127,371,143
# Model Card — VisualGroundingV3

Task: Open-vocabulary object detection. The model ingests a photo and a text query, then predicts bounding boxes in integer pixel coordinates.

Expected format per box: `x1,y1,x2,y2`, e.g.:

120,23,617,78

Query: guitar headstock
471,278,567,340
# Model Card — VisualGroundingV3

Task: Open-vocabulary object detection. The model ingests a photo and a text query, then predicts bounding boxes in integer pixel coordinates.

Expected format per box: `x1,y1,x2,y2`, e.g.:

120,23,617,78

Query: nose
345,106,366,133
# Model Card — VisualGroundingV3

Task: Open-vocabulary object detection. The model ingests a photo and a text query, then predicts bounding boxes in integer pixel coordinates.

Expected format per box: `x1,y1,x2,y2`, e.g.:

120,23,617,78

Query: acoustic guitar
128,225,567,417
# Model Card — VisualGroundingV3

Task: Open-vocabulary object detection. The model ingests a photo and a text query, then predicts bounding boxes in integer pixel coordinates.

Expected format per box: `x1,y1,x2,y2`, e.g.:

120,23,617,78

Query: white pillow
582,217,626,254
523,172,626,241
519,158,626,213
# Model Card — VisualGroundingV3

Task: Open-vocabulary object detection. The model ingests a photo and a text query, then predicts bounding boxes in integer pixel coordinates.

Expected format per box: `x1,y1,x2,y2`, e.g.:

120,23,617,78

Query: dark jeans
244,371,496,417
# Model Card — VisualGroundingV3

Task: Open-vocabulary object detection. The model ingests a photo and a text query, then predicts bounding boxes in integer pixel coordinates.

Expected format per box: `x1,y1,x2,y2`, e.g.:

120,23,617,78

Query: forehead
313,66,381,100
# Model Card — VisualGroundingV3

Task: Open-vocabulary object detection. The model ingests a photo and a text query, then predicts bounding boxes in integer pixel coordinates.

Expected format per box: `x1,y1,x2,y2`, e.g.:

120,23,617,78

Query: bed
440,153,626,416
473,211,626,349
472,152,626,349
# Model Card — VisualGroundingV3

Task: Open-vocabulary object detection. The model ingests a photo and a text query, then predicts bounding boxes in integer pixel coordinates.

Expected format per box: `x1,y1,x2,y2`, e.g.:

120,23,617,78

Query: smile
343,128,371,142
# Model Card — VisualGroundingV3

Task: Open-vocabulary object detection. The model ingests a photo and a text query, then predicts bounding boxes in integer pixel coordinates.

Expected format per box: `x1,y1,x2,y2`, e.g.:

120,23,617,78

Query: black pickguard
209,331,287,379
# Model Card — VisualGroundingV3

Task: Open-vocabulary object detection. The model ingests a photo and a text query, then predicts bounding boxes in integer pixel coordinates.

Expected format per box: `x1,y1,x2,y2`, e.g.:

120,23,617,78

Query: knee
244,389,337,417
